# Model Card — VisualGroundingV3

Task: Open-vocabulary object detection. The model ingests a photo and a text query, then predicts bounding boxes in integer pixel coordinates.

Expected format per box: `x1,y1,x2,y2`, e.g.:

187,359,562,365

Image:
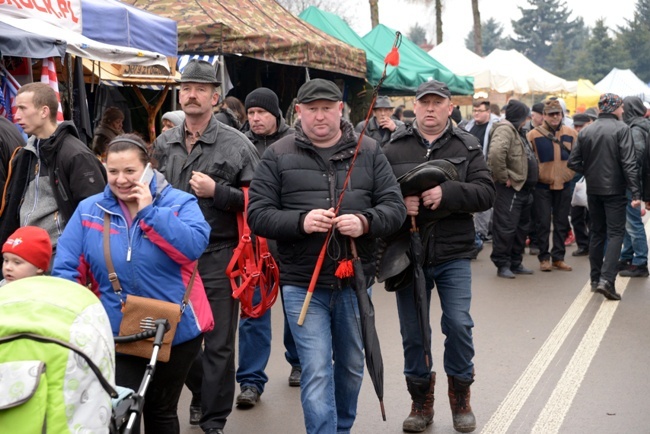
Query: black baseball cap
297,79,342,103
415,80,451,100
573,113,592,126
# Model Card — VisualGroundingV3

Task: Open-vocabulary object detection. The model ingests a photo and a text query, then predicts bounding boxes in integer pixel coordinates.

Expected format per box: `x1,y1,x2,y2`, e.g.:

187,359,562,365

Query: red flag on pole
41,58,64,122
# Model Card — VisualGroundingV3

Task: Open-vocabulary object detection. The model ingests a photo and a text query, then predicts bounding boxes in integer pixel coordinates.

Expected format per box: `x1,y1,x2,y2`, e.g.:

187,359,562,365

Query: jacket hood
623,96,646,124
25,121,81,159
628,116,650,134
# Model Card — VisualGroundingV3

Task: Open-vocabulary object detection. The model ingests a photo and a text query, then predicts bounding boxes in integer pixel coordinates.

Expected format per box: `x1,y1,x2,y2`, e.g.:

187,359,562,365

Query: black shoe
236,386,260,408
205,429,224,434
572,247,589,257
590,280,598,291
596,280,621,301
617,260,632,272
189,405,202,425
497,266,516,279
619,264,649,277
511,264,534,275
288,366,301,387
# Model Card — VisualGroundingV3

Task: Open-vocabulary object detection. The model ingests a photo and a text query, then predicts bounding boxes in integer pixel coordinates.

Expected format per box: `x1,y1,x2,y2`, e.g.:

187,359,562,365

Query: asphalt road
176,236,650,434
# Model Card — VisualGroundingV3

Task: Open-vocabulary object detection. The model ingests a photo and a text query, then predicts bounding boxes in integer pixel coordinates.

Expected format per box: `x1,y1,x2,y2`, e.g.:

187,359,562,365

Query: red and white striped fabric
41,57,64,122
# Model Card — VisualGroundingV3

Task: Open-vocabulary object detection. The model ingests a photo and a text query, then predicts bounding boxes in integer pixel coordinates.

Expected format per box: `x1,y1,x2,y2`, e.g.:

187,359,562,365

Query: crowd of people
0,58,648,434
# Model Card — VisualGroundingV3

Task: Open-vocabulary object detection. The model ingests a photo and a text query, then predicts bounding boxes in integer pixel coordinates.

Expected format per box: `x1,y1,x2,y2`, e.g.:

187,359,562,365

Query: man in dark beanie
235,87,300,409
487,100,539,278
568,93,642,300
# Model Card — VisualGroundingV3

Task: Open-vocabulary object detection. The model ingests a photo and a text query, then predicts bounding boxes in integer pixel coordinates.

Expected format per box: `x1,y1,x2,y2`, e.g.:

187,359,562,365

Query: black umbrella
395,159,462,372
408,216,432,371
349,239,386,421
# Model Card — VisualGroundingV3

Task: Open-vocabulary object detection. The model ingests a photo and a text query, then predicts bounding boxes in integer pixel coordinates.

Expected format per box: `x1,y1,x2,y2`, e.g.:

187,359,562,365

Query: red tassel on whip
335,259,355,278
385,47,400,67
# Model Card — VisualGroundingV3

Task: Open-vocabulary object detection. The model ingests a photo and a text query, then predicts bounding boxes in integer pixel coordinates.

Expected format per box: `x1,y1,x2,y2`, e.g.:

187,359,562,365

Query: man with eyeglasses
527,98,578,273
464,100,500,158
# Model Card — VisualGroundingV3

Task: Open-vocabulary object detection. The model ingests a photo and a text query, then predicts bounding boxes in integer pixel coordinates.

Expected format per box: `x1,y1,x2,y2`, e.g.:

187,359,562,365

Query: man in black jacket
354,95,405,147
247,78,405,434
0,83,106,263
568,93,642,301
382,81,495,433
235,87,300,409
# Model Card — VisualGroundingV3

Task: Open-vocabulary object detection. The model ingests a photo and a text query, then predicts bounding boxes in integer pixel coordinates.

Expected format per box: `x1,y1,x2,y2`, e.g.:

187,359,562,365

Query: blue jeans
284,285,365,434
237,287,300,393
396,259,475,381
620,190,648,265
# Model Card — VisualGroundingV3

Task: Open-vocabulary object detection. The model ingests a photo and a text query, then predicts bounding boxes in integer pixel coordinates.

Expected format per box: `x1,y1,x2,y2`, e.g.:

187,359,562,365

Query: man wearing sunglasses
526,98,578,273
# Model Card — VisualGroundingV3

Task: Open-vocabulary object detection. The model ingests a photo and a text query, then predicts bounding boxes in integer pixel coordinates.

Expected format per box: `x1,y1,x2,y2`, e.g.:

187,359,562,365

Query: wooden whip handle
297,290,314,326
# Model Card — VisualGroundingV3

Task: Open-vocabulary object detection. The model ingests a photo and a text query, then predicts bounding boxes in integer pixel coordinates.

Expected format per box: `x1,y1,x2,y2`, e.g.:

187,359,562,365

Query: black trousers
533,187,572,262
116,334,203,434
490,183,533,268
184,248,239,431
587,194,628,284
570,205,590,250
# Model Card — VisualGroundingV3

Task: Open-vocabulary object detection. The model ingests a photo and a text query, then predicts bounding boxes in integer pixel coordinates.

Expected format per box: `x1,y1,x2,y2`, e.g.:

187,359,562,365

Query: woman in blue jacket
53,134,213,434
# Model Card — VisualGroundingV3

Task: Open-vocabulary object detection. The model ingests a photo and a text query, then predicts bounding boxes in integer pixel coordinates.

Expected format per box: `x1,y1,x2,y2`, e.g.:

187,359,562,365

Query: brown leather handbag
103,214,197,362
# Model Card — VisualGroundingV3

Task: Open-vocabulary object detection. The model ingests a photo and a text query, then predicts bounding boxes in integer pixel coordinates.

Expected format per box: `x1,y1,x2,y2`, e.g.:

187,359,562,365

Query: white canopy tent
483,49,573,94
428,41,491,90
595,68,650,102
0,15,170,71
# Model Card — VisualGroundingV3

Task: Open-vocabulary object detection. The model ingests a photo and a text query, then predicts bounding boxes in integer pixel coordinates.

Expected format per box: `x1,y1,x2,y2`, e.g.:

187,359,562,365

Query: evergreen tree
618,0,650,82
510,0,580,70
465,18,511,55
408,23,429,46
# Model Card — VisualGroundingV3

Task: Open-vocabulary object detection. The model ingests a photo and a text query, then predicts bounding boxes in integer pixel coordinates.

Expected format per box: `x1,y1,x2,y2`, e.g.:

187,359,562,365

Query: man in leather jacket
568,93,642,301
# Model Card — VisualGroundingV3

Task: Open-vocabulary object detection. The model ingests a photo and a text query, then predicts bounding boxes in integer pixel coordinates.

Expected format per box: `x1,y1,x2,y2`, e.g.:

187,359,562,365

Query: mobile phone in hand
139,163,154,185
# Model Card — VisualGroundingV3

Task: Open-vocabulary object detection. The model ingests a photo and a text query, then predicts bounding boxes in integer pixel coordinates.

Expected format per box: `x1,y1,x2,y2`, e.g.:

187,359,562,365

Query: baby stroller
0,276,168,434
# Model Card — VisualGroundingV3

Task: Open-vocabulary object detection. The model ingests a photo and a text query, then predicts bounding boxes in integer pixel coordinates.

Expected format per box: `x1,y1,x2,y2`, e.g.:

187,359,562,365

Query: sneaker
288,366,301,387
552,260,573,271
596,280,621,301
529,246,540,256
572,247,589,257
619,264,649,277
540,260,552,272
511,264,534,275
497,266,516,279
189,404,202,425
236,386,260,408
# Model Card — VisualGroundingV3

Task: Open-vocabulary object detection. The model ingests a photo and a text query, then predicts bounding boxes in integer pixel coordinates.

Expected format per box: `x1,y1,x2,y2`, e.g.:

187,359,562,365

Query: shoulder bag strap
104,213,198,309
103,213,122,295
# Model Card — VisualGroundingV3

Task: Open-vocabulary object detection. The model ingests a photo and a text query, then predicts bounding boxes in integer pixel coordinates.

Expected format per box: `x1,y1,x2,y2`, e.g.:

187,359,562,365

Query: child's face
2,252,41,283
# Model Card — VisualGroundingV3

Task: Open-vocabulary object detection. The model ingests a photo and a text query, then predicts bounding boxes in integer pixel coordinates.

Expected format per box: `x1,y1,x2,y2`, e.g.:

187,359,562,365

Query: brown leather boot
448,375,476,433
403,373,435,432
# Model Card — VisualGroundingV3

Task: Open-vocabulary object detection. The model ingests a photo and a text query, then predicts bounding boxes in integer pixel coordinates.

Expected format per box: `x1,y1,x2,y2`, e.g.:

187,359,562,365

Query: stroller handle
113,319,170,344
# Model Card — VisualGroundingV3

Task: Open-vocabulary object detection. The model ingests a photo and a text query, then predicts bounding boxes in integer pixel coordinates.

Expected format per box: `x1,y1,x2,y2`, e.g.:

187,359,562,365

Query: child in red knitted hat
1,226,53,285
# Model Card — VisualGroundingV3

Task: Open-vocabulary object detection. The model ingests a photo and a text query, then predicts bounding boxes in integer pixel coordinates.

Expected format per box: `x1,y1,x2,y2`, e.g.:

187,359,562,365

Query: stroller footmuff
0,276,117,433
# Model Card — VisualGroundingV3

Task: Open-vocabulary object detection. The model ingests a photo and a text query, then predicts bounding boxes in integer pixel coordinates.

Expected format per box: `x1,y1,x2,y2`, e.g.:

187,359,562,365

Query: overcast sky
347,0,636,45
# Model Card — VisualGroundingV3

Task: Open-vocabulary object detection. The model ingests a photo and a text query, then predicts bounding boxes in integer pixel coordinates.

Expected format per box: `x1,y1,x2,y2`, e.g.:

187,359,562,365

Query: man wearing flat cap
382,80,495,433
569,93,642,301
526,97,578,273
247,78,405,433
153,59,260,434
354,95,405,147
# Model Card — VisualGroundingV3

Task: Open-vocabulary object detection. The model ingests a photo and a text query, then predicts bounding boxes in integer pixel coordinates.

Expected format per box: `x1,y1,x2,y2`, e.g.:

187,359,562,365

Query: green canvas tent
361,23,474,95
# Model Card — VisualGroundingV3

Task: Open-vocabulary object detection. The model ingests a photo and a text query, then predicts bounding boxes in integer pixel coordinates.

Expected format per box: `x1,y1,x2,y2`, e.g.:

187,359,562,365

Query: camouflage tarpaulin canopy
123,0,367,78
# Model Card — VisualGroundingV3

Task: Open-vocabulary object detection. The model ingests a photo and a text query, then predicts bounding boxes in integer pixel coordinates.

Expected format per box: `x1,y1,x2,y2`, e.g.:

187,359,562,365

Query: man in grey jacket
568,93,642,301
153,59,259,434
